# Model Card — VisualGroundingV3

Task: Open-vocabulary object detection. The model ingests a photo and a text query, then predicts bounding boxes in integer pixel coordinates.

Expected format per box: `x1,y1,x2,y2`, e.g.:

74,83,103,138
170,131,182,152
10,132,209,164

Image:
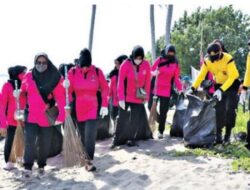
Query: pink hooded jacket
0,82,26,128
20,72,65,127
68,65,109,122
109,75,119,107
118,59,151,104
151,57,182,97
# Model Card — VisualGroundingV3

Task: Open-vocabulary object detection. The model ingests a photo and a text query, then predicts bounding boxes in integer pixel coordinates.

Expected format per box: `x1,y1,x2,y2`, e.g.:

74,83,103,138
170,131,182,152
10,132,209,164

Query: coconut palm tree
89,4,96,52
150,5,156,63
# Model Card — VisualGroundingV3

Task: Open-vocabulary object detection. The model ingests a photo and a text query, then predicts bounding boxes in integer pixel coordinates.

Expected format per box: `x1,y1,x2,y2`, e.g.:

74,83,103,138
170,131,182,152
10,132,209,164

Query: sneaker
158,133,163,139
17,169,32,181
3,162,16,171
85,162,96,172
38,168,45,177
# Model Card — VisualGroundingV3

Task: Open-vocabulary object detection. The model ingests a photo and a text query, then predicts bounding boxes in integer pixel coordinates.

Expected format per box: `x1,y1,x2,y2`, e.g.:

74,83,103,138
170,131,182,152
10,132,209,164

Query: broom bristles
9,123,24,165
63,115,88,167
149,100,157,132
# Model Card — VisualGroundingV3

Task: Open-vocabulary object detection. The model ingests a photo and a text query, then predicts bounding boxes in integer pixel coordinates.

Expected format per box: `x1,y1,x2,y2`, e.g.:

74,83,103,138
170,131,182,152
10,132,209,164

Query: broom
62,66,88,167
148,68,159,132
9,80,24,165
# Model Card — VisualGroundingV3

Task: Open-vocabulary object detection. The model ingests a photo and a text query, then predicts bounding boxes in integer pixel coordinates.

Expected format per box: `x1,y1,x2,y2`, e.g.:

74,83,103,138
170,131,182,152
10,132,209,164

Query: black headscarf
213,39,228,53
159,45,178,67
59,63,74,78
8,65,27,89
109,55,128,78
32,52,61,105
78,48,92,68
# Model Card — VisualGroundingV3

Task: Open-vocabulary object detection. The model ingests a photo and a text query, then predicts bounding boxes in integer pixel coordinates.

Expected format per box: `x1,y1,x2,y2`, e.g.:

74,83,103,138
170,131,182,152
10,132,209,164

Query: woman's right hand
0,128,7,137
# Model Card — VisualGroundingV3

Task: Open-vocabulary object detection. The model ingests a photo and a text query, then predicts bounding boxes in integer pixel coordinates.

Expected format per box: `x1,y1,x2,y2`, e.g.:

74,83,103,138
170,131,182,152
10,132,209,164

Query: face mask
134,59,142,65
35,64,48,73
166,55,175,62
209,53,220,62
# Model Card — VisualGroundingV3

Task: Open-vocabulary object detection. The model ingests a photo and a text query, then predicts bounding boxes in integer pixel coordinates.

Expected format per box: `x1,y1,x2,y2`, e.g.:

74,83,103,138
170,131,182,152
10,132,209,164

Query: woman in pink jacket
111,46,152,148
19,53,65,179
0,65,27,170
108,55,128,121
66,48,109,171
150,45,183,139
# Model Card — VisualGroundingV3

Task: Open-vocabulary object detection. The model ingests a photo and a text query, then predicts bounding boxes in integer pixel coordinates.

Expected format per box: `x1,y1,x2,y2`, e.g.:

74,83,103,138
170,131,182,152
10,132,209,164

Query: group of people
0,39,249,180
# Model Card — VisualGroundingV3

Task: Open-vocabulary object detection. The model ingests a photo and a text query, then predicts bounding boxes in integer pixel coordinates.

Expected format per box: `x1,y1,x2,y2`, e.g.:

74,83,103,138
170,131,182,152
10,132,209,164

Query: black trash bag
35,125,63,158
170,93,187,137
183,94,216,148
113,103,153,146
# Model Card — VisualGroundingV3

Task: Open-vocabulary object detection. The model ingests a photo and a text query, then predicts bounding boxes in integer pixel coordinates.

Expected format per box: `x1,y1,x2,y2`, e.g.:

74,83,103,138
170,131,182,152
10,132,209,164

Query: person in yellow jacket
191,43,240,144
240,40,250,100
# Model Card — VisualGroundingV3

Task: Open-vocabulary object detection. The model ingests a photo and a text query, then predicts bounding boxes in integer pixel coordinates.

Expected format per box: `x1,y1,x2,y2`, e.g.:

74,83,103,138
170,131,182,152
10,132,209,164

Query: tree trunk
89,4,96,52
165,4,173,46
150,5,156,63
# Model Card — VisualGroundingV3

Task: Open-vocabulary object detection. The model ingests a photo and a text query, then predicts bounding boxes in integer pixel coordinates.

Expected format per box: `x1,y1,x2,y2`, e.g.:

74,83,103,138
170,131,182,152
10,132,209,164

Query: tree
89,4,96,52
166,4,173,46
171,5,250,76
150,5,156,63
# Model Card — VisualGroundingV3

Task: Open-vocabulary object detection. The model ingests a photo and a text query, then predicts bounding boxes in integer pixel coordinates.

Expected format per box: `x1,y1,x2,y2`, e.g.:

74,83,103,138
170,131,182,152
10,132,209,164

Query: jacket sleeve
220,61,239,91
118,62,127,101
53,78,66,122
151,58,160,72
174,64,183,92
0,84,9,128
67,68,75,103
192,64,208,89
98,69,109,107
243,53,250,87
145,62,151,101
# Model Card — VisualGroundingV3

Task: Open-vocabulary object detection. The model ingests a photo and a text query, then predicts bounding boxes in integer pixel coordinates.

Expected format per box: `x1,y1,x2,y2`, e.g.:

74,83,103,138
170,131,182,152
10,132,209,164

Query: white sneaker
3,162,16,171
158,133,164,139
17,169,32,181
37,168,45,178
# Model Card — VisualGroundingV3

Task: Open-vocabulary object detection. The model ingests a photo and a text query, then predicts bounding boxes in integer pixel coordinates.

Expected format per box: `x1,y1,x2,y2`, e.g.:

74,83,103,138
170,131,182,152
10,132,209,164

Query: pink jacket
109,75,119,107
0,82,26,128
68,65,109,122
20,72,65,127
152,57,182,97
118,59,151,103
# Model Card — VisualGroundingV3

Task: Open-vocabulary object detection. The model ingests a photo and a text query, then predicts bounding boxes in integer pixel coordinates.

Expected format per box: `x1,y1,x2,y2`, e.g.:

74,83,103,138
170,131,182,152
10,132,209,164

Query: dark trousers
23,123,53,170
77,120,97,160
215,90,238,143
4,126,16,163
111,106,119,122
158,96,170,134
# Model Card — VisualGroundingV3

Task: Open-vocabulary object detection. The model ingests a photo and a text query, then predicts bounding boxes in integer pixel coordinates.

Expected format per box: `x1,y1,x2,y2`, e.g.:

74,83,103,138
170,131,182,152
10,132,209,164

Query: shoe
110,142,118,149
3,162,16,171
127,140,136,147
158,133,163,139
17,169,32,181
85,162,96,172
38,168,45,177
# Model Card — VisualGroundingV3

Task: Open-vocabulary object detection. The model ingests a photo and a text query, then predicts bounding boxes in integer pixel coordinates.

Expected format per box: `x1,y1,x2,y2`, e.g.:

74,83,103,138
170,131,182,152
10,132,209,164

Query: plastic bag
170,93,187,137
183,94,216,148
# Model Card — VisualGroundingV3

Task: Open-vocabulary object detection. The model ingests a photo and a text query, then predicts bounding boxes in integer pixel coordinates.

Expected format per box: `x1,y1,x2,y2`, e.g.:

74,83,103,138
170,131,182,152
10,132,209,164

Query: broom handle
64,66,70,109
153,67,159,99
14,80,20,112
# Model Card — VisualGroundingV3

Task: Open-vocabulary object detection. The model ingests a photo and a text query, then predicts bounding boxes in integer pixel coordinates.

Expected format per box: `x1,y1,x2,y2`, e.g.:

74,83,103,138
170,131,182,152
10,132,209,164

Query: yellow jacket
193,53,239,91
243,53,250,87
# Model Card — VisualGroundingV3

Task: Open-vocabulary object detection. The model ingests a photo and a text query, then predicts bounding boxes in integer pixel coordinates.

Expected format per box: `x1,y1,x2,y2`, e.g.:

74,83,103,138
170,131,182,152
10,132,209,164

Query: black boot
224,126,232,145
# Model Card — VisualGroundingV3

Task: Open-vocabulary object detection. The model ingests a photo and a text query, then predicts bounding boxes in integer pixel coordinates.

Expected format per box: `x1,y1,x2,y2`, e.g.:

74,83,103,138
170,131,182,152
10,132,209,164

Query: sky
0,0,250,87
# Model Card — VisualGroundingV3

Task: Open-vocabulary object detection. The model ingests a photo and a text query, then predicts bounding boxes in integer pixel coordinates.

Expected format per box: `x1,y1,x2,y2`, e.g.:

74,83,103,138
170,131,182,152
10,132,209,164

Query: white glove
63,79,70,88
239,90,247,105
119,101,125,110
13,89,21,98
100,107,108,118
213,89,222,101
151,70,159,77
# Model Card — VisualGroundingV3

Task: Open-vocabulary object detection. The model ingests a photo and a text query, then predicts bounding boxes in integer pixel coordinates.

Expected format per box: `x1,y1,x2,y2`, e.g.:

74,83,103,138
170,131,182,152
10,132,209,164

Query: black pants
111,106,119,122
4,126,16,163
215,90,238,143
157,96,170,134
77,120,97,160
23,123,53,170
